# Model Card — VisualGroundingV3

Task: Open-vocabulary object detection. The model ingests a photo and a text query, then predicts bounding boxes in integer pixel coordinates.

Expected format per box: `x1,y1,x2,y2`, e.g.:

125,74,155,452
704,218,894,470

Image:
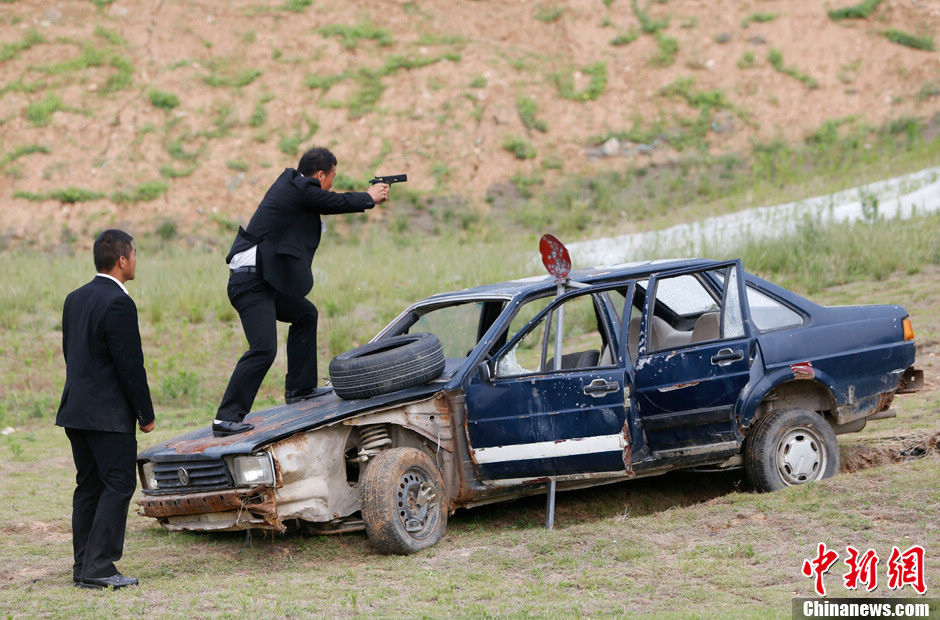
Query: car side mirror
478,360,493,383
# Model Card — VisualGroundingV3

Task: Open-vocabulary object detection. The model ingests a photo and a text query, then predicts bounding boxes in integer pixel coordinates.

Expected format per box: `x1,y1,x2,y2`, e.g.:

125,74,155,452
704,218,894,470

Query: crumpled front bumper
137,487,282,532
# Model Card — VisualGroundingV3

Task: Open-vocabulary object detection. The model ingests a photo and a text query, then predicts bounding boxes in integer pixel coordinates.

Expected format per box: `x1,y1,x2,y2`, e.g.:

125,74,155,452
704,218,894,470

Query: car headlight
140,461,158,490
231,453,275,486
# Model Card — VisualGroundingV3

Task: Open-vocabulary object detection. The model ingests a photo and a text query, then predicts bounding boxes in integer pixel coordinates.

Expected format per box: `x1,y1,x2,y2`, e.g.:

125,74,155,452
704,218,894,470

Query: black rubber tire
360,447,448,555
329,333,445,400
744,408,840,492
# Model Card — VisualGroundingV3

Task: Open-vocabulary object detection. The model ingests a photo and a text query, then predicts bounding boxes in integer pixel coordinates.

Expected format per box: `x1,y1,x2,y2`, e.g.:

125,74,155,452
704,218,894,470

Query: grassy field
1,223,938,616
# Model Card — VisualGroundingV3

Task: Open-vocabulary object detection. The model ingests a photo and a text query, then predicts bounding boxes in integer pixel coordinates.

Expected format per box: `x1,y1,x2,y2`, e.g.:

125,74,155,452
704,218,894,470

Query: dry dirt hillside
1,0,938,246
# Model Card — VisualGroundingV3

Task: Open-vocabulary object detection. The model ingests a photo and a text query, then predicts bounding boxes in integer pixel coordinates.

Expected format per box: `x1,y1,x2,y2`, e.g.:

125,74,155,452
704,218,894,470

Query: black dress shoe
285,386,332,404
79,573,139,589
212,419,254,436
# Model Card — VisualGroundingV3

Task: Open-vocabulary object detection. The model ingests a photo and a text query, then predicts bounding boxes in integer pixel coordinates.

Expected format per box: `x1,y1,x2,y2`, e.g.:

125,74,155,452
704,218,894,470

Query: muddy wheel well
345,423,442,486
751,380,838,429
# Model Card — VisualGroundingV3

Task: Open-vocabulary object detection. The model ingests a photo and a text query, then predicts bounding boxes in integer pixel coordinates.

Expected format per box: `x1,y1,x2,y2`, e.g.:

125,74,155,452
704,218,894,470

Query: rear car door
633,261,754,455
464,284,633,480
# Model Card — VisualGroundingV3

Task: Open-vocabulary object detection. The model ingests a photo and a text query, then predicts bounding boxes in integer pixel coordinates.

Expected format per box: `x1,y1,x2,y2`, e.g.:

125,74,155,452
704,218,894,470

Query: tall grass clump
733,212,940,293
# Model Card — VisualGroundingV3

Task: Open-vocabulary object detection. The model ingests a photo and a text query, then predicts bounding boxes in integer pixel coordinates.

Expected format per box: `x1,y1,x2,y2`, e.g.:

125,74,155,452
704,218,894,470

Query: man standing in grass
57,229,156,589
213,147,389,436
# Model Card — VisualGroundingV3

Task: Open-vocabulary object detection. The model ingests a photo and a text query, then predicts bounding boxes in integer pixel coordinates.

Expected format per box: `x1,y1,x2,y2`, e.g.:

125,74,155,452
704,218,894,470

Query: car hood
138,364,460,462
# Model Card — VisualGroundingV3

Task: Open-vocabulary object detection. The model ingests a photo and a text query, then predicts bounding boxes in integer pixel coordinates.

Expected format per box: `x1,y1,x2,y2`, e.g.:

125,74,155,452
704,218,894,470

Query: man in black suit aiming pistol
214,147,392,436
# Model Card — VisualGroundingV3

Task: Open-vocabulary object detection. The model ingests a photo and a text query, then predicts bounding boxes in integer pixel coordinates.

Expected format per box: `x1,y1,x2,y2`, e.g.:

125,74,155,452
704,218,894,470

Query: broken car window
496,293,605,377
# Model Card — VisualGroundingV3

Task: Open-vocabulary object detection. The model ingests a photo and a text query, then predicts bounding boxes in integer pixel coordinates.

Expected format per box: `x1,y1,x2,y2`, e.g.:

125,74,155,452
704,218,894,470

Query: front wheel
744,408,839,492
360,447,448,554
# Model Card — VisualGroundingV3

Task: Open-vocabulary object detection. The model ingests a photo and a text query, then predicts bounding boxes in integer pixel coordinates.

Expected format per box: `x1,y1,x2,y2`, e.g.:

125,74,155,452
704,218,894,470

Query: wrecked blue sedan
138,258,922,554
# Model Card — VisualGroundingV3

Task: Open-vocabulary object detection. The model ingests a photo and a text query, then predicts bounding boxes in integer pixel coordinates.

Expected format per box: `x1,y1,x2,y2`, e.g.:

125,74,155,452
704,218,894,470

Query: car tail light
903,317,914,341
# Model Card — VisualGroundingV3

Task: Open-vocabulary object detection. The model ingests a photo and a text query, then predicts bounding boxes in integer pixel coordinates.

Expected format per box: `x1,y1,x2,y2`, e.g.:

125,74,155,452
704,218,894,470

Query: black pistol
369,174,407,185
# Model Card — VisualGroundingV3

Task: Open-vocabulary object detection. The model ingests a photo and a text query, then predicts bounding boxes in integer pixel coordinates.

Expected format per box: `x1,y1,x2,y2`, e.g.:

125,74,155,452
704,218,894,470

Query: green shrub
111,180,168,203
502,135,537,160
470,75,487,88
517,96,548,132
156,219,178,241
148,89,180,110
828,0,884,20
882,30,934,51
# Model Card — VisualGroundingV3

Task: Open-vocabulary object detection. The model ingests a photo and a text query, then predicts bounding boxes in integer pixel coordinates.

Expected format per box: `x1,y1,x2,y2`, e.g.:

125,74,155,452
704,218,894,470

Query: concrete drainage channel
568,166,940,266
840,431,940,474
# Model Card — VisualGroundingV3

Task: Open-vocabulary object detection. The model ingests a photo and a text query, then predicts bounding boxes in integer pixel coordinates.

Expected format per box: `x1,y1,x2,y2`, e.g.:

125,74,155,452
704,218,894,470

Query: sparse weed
0,144,49,170
318,19,393,49
737,51,756,69
534,4,563,23
768,48,818,89
502,135,537,160
828,0,884,20
882,30,935,51
111,180,169,203
470,75,487,88
24,94,65,126
650,33,679,66
633,0,669,33
610,30,639,46
742,12,777,27
553,62,607,102
517,96,548,133
0,29,44,63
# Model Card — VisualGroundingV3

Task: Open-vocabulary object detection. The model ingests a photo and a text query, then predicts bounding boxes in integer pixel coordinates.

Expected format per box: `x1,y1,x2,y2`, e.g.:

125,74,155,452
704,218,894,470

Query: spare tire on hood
329,332,446,400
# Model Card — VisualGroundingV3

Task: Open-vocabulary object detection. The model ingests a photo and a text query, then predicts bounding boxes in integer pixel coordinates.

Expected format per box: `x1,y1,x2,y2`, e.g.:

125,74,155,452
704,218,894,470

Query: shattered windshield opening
402,300,507,358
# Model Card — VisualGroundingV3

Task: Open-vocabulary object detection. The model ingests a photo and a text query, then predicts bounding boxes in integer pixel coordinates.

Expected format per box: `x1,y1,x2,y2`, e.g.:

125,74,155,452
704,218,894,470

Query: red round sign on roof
539,234,571,280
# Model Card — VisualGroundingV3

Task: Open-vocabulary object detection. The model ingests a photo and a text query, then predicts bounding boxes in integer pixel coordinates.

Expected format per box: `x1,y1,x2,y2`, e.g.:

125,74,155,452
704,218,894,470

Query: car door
464,284,633,480
633,261,753,455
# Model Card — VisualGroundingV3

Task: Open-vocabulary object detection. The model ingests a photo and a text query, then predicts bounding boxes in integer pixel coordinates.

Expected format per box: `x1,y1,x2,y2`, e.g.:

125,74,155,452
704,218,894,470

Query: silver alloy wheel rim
775,426,826,485
396,467,438,536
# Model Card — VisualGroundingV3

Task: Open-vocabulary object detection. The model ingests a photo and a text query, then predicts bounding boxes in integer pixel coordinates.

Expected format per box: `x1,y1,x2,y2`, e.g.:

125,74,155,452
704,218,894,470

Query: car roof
420,258,720,302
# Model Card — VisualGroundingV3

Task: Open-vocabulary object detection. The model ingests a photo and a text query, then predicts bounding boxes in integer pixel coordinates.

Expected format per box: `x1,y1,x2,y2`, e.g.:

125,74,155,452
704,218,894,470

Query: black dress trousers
65,427,137,580
216,271,319,422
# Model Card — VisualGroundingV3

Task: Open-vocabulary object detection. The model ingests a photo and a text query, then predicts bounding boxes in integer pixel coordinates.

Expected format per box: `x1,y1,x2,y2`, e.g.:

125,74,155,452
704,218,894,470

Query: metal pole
545,479,556,529
553,280,564,371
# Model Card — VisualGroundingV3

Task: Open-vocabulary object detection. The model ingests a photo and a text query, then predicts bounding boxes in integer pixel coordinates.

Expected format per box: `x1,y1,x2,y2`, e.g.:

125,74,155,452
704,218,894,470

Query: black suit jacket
56,276,155,433
225,169,374,297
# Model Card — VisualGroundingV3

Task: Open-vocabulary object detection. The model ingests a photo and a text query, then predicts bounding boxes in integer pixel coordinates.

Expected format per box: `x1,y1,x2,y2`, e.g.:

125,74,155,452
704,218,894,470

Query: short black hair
297,147,337,176
94,229,134,272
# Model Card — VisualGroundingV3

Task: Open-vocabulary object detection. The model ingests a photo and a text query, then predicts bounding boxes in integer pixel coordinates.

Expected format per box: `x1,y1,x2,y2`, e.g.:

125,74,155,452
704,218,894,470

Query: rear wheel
745,408,839,492
360,447,448,554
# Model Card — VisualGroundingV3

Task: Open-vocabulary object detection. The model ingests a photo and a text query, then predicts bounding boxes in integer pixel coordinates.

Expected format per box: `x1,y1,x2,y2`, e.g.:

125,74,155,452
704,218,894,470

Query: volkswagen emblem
177,467,190,486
